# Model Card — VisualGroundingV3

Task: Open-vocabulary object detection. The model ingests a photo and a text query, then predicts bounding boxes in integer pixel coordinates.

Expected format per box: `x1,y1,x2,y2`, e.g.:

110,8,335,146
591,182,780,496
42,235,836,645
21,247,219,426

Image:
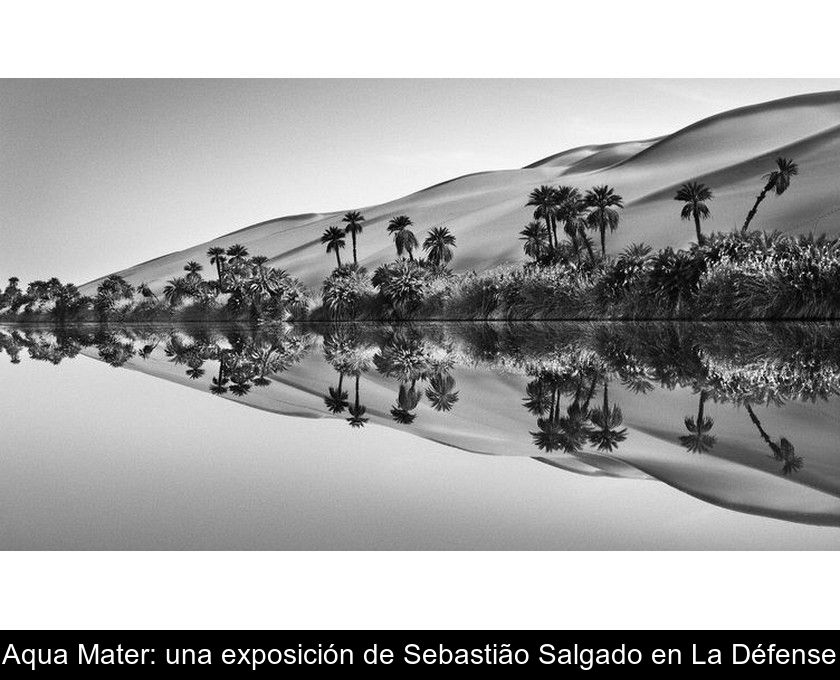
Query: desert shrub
444,272,504,319
322,267,374,319
592,245,651,309
642,248,705,316
372,260,429,318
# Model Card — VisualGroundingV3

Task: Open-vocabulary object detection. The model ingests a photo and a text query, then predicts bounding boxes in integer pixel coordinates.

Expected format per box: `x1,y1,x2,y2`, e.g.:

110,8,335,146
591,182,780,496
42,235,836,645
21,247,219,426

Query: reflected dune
3,321,840,533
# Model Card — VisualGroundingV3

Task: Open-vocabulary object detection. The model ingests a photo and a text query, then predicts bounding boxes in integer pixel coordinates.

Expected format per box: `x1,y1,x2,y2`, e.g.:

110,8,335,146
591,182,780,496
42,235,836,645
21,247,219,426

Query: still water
2,321,840,549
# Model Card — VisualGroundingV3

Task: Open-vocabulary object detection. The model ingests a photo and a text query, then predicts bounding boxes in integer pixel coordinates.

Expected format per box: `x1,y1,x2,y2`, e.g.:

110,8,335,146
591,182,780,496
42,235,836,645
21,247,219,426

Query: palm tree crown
321,226,347,269
742,157,799,232
526,185,559,250
519,221,549,262
387,215,418,260
674,181,713,245
423,226,456,266
425,374,460,412
207,247,227,289
226,244,250,266
184,261,203,279
207,246,226,264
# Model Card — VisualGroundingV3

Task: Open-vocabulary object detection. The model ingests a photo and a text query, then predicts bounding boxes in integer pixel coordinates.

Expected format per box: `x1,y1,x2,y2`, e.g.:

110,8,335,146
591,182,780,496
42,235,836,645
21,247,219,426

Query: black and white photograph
4,78,840,550
1,0,839,653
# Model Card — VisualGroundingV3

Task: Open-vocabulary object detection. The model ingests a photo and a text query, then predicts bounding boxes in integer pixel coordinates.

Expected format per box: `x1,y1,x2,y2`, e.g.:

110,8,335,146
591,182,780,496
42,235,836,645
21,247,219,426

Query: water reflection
3,321,840,527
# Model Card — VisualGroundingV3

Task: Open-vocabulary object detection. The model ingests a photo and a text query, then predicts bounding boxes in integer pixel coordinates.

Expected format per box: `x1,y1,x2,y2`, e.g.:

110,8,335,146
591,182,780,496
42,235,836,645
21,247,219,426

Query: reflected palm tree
210,375,229,396
679,390,716,453
523,377,553,416
186,365,205,380
229,376,252,397
528,372,589,454
137,340,159,360
324,372,349,414
425,373,459,412
209,360,229,396
390,382,421,425
347,374,369,428
96,333,135,367
745,403,803,475
531,418,566,452
588,380,628,452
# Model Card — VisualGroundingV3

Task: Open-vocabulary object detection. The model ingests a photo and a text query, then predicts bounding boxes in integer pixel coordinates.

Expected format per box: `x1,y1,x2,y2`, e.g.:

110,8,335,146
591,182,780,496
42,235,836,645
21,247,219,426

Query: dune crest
85,90,840,291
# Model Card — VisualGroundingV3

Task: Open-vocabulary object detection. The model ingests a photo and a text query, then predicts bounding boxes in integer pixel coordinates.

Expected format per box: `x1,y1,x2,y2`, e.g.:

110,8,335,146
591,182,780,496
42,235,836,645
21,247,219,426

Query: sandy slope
83,90,840,292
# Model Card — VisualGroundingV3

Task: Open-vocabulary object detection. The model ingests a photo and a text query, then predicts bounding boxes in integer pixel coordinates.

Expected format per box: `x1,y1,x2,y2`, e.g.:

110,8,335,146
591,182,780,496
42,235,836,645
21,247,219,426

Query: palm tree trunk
337,372,344,393
745,403,773,447
354,374,361,410
742,183,771,232
544,216,554,251
352,231,358,265
600,224,606,258
693,213,704,245
697,390,707,424
583,376,598,409
567,227,580,260
550,214,559,251
579,225,596,263
335,249,342,268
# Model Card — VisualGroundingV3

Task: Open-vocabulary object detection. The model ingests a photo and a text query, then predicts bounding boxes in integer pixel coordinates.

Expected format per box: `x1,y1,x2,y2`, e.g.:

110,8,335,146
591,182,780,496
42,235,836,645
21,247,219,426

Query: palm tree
320,226,346,269
347,374,369,428
562,193,595,263
674,182,713,245
423,226,456,266
425,373,460,411
226,244,250,267
519,221,548,263
342,211,365,265
390,383,421,425
742,157,799,232
207,247,227,288
679,390,716,453
745,403,803,475
137,282,157,300
588,380,628,452
584,185,624,258
526,185,558,250
555,186,584,254
530,417,566,452
523,378,553,416
162,277,189,307
210,375,229,395
184,261,203,280
387,215,418,260
324,372,349,414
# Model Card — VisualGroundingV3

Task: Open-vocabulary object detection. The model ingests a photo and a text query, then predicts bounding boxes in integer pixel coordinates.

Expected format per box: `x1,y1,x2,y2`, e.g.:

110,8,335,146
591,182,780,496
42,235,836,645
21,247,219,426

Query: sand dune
83,90,840,292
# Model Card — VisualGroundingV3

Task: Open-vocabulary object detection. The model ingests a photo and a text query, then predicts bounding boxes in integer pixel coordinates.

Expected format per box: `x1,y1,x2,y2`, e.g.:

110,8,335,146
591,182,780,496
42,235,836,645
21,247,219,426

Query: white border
0,1,837,77
2,1,839,631
2,552,837,629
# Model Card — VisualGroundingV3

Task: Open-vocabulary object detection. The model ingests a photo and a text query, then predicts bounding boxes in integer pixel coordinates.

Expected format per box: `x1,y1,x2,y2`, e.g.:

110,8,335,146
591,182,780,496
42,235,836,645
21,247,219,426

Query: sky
3,78,840,285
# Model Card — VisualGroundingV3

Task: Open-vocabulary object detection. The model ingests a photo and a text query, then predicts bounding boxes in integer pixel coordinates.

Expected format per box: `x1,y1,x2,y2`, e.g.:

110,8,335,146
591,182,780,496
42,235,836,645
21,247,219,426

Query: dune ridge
84,90,840,292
